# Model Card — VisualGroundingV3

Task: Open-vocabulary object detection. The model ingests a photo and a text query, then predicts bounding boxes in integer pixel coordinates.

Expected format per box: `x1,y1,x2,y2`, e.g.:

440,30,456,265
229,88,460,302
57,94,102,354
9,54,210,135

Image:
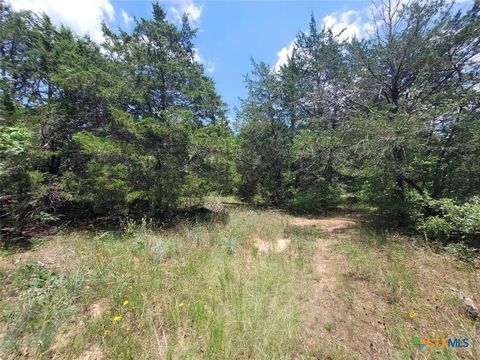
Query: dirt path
290,216,356,301
290,216,392,359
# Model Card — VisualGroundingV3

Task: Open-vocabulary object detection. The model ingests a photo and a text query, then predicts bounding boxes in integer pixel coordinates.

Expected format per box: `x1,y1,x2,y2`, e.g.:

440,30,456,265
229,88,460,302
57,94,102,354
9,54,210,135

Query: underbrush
408,193,480,246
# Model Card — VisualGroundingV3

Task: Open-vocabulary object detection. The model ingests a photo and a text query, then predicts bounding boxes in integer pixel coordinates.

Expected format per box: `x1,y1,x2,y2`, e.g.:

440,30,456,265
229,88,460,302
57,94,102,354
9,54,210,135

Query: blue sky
117,0,371,116
8,0,474,117
175,1,371,116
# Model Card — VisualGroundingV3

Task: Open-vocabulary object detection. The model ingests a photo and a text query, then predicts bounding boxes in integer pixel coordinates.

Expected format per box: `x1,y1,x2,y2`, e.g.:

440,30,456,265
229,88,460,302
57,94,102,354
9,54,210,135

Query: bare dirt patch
79,345,104,360
1,237,79,275
253,237,291,253
89,298,110,319
289,217,357,233
49,327,79,358
294,216,393,358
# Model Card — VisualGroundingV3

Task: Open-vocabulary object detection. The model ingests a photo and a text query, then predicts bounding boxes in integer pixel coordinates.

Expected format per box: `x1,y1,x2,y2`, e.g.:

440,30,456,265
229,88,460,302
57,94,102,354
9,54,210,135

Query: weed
323,321,334,332
2,209,478,359
444,242,478,263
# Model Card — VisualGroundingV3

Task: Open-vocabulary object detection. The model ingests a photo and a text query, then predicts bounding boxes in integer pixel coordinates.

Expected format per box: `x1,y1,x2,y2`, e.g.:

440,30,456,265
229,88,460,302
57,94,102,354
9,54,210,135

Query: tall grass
3,210,477,359
0,209,313,359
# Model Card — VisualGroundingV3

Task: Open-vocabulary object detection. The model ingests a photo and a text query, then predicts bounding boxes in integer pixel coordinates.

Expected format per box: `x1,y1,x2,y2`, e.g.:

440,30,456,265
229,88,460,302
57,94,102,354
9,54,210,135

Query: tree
0,1,235,234
236,61,291,205
237,17,351,212
348,0,480,220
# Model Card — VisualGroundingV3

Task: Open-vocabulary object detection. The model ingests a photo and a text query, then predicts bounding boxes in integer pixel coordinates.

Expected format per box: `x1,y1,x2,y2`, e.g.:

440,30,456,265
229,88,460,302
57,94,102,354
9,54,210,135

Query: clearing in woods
0,208,479,359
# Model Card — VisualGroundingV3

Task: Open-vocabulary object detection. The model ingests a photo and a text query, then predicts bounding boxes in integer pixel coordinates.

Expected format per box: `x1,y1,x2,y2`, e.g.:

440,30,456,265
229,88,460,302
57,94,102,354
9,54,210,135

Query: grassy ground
1,209,316,359
0,207,478,359
333,228,479,359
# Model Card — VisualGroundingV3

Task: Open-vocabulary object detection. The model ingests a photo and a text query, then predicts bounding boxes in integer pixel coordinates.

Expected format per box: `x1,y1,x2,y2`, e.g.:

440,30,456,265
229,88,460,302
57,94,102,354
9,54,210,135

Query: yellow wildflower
113,315,122,321
123,300,129,306
178,303,184,308
409,311,417,318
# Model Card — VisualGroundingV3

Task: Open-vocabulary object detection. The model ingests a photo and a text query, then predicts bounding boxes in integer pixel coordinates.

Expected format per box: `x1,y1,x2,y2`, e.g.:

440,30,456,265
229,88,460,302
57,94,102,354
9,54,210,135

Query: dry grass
0,209,316,359
1,208,478,359
324,228,480,359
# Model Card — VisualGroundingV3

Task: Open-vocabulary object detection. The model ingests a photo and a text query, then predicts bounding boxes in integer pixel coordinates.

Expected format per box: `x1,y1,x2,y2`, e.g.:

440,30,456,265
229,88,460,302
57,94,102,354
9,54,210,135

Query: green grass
0,209,315,359
1,209,478,359
339,229,417,304
337,227,479,359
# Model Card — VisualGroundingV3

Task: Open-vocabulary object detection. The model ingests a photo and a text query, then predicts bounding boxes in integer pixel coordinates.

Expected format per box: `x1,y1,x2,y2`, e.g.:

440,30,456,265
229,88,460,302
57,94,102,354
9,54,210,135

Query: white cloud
205,61,215,73
169,0,203,25
273,40,296,72
193,47,215,73
193,47,203,62
183,3,203,22
273,0,476,72
121,8,133,27
322,10,364,41
8,0,115,43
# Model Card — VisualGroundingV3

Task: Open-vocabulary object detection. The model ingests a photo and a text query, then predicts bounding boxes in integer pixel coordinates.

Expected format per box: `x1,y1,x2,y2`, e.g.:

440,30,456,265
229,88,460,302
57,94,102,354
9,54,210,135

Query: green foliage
0,1,235,232
0,125,31,163
409,192,480,243
69,115,237,218
0,124,41,224
422,216,453,241
236,61,291,205
1,0,479,243
15,263,59,290
236,24,350,210
236,0,480,224
286,184,340,214
443,242,478,263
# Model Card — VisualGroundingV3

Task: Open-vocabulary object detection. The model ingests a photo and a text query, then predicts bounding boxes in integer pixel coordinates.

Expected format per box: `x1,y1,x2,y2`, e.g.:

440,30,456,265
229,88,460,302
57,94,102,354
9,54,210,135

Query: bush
285,184,340,214
356,173,408,221
408,192,480,244
444,242,478,263
421,216,453,240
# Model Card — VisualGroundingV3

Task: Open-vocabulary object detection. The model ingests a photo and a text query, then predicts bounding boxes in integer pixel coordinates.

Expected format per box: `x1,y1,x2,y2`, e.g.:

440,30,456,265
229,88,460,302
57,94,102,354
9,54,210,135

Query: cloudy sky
8,0,474,117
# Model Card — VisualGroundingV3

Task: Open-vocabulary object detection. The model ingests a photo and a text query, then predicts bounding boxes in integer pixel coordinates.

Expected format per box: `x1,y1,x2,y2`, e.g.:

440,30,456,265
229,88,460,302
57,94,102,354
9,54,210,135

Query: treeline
236,0,480,242
0,1,237,233
1,0,479,244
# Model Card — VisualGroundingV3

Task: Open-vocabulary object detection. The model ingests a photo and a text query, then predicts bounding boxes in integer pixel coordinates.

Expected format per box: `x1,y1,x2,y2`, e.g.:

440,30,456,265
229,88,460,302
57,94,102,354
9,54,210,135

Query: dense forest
0,1,237,231
1,0,479,244
236,0,480,243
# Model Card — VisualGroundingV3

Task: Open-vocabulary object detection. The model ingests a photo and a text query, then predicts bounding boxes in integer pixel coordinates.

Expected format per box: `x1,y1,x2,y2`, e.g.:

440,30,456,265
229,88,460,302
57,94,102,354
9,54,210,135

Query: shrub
285,184,340,214
421,216,453,241
408,192,480,244
444,242,478,263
